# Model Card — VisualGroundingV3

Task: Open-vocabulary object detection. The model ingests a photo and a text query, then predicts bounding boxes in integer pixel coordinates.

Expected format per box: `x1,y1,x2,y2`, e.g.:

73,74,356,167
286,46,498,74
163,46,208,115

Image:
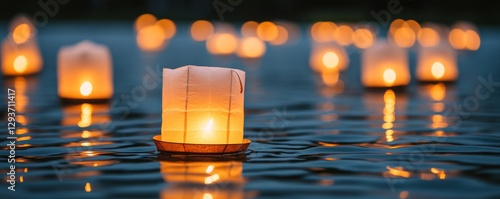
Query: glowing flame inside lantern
203,193,213,199
322,51,339,69
80,81,93,96
13,23,31,44
13,55,28,73
431,61,445,79
383,69,397,85
204,118,214,133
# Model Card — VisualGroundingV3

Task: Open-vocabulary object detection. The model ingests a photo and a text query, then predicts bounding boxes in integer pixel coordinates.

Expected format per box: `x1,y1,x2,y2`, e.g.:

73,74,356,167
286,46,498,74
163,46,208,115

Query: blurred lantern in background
417,43,457,82
310,21,337,43
310,42,349,73
353,27,376,49
160,160,244,199
256,21,279,42
268,23,289,46
389,19,419,48
449,22,481,51
2,15,42,76
362,40,410,87
58,40,113,100
333,24,354,46
417,23,445,47
206,24,238,55
135,14,176,52
191,20,214,41
241,21,259,37
237,37,266,59
275,21,301,44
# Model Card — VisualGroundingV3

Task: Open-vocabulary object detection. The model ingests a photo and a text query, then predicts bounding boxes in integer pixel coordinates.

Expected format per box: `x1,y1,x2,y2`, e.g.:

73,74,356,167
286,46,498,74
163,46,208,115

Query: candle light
362,41,410,87
310,42,349,73
58,40,113,100
154,65,250,154
416,43,457,82
2,16,42,76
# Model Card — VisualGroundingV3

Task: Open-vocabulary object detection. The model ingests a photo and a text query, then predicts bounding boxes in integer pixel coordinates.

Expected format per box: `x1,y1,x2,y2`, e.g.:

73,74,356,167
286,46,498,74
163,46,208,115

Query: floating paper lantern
58,41,113,100
160,160,244,199
362,41,410,87
310,42,349,73
416,44,457,82
2,16,42,76
154,65,250,154
237,37,266,59
191,20,214,41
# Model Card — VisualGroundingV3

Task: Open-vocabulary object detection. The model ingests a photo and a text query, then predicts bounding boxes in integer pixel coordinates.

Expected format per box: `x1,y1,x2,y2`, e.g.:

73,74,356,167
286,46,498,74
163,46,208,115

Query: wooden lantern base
153,135,251,154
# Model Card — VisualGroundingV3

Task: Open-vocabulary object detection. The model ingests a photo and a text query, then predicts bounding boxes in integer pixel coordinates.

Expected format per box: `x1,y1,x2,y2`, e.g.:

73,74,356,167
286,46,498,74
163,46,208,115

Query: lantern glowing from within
237,37,266,59
161,66,245,145
362,41,410,87
2,16,42,76
310,42,349,73
58,41,113,100
160,160,244,199
191,20,214,41
416,44,457,82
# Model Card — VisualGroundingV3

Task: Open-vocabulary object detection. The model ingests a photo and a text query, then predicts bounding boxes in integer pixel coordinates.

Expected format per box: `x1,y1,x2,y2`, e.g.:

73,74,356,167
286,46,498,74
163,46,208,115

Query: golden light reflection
236,37,266,59
12,23,31,44
429,83,446,101
383,69,397,85
333,25,354,46
310,43,349,73
311,22,336,42
383,90,396,142
321,72,339,87
160,160,244,199
431,61,445,79
206,33,238,55
19,176,24,183
85,182,92,192
430,168,446,179
13,55,28,73
418,27,440,47
353,28,375,49
386,166,410,178
191,20,214,41
257,21,278,42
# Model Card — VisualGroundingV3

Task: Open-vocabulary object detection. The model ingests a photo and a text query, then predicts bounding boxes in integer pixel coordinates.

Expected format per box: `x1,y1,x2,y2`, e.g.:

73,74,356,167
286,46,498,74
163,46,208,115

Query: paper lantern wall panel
417,44,458,82
362,41,410,87
162,66,245,144
2,38,43,76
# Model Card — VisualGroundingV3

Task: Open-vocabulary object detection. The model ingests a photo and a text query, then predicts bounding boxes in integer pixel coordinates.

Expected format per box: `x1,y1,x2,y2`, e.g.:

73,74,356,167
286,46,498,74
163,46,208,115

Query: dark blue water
1,23,500,199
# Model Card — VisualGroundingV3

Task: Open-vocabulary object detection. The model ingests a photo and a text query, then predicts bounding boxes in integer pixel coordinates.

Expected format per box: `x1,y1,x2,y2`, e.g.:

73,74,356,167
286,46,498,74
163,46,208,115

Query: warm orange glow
383,89,396,140
203,193,214,199
431,61,445,79
58,41,113,100
237,37,266,58
82,130,91,138
206,165,214,174
429,83,446,101
191,20,214,41
386,129,394,142
464,30,480,50
137,25,166,52
12,23,31,44
135,14,157,32
322,51,339,69
400,191,409,199
389,19,406,35
321,72,339,87
156,19,176,39
333,25,354,46
418,27,440,47
416,44,457,82
449,28,465,49
311,22,336,42
406,20,421,33
269,25,288,45
13,55,28,73
206,33,238,55
85,182,92,192
78,103,93,127
353,29,375,49
162,66,245,144
393,26,416,48
80,81,93,97
241,21,259,37
387,166,410,178
257,21,278,41
383,69,397,85
362,41,410,87
430,168,446,179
